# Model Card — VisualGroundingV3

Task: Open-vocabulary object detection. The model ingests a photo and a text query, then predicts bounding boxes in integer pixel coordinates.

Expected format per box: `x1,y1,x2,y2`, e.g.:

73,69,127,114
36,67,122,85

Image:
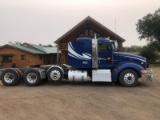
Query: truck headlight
141,70,147,74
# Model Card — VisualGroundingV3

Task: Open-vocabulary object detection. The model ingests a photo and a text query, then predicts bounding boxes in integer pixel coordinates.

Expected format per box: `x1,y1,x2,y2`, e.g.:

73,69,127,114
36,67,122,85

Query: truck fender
112,62,144,81
46,65,64,81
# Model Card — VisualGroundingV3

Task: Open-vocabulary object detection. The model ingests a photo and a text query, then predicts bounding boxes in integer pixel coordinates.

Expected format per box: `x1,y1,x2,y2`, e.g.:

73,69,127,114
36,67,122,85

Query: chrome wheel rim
27,73,37,83
124,73,135,84
4,73,14,83
50,70,61,81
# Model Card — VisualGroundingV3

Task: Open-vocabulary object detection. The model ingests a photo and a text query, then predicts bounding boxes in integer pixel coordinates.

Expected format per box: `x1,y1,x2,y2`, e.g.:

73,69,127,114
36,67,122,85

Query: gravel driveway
0,67,160,120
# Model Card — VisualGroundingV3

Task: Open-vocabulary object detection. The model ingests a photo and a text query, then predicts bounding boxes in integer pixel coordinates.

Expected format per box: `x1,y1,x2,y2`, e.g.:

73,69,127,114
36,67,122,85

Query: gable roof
22,43,57,54
0,43,57,54
54,16,125,44
0,44,45,54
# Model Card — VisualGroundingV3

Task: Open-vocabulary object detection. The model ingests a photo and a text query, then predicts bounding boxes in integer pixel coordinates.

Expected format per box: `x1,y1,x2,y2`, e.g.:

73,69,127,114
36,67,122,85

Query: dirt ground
0,67,160,120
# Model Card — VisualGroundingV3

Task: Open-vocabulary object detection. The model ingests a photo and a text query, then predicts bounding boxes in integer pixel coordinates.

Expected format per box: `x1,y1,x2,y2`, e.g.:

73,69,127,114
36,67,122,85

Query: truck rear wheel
119,69,138,87
23,69,42,86
47,67,64,82
1,69,20,86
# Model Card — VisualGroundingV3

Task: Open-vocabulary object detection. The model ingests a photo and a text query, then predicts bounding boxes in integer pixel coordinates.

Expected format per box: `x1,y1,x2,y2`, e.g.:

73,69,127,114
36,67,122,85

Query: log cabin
0,43,57,68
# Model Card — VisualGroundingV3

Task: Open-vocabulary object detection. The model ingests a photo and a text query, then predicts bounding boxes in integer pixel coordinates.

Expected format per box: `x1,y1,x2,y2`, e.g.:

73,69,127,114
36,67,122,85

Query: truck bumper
142,68,153,81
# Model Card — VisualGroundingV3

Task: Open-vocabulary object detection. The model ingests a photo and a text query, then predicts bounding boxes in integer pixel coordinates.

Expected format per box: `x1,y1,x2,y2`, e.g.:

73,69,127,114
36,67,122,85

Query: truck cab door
98,42,113,68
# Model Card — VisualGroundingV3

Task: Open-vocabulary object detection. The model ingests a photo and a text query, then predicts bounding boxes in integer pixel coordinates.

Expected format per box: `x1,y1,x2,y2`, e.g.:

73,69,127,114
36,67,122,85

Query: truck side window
98,43,111,52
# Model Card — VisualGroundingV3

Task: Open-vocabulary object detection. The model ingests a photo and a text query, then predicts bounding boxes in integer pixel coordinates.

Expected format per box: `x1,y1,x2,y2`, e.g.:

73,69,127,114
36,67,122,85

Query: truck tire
14,68,22,80
1,69,20,86
119,69,138,87
23,69,42,86
47,67,63,82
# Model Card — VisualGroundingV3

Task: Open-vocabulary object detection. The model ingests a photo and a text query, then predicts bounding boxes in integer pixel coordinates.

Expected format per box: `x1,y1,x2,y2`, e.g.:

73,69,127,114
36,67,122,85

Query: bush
139,44,159,64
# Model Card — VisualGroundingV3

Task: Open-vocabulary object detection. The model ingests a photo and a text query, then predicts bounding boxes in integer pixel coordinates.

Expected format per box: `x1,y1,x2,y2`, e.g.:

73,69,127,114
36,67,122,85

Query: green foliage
122,45,142,52
39,44,53,47
136,8,160,50
44,44,53,47
139,42,159,63
150,64,160,67
136,8,160,63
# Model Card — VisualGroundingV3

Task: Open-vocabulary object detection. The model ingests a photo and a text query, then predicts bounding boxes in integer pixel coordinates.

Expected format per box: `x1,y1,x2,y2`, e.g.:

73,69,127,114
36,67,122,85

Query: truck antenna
115,19,116,33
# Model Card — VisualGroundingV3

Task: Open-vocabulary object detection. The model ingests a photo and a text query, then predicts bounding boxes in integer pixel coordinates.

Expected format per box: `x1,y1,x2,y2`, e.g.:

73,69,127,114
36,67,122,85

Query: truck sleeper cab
67,37,153,87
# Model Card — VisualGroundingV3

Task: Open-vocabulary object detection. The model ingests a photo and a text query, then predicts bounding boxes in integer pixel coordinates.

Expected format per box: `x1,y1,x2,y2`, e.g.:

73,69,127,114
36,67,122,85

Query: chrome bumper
142,68,153,81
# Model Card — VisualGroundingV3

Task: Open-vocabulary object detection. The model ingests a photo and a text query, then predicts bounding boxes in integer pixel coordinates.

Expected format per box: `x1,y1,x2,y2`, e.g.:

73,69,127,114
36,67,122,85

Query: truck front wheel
119,69,138,87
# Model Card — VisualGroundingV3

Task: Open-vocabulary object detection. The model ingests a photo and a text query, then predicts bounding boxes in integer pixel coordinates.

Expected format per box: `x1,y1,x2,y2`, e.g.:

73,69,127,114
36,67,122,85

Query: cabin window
98,43,111,52
84,29,89,36
2,56,12,62
90,29,94,36
21,55,26,60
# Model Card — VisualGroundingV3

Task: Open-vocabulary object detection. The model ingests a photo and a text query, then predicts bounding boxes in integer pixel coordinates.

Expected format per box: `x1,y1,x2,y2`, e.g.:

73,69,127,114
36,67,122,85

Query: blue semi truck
0,37,153,87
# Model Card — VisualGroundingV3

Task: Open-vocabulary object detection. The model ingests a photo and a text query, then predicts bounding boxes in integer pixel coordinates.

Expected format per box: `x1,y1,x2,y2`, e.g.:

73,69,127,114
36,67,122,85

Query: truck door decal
68,42,91,60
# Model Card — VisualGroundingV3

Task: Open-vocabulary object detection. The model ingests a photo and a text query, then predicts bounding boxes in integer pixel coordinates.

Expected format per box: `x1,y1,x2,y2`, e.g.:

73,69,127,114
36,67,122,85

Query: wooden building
55,16,125,64
0,43,57,68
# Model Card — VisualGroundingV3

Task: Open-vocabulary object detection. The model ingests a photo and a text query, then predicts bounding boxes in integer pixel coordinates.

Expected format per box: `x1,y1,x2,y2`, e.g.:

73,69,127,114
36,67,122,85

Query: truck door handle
107,57,111,63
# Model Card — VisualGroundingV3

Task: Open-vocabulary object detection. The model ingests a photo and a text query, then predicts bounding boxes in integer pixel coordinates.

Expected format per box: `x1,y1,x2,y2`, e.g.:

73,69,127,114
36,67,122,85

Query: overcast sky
0,0,159,46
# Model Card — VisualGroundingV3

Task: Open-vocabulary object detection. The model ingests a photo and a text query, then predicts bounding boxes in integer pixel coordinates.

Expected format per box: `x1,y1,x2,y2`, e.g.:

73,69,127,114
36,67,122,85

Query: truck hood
115,52,146,62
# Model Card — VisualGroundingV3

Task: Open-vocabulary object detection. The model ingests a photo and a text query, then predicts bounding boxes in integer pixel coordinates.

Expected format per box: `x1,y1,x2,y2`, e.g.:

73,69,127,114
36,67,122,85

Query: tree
122,45,142,52
137,8,160,63
139,42,159,63
136,8,160,50
39,44,53,47
44,44,53,47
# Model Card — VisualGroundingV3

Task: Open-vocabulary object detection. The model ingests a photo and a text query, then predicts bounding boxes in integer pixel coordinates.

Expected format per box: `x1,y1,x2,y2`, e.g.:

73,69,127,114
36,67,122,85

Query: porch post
57,44,59,64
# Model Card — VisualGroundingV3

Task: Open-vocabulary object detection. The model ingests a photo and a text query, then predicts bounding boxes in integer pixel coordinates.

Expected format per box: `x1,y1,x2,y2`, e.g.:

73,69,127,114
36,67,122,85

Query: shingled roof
54,16,125,44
